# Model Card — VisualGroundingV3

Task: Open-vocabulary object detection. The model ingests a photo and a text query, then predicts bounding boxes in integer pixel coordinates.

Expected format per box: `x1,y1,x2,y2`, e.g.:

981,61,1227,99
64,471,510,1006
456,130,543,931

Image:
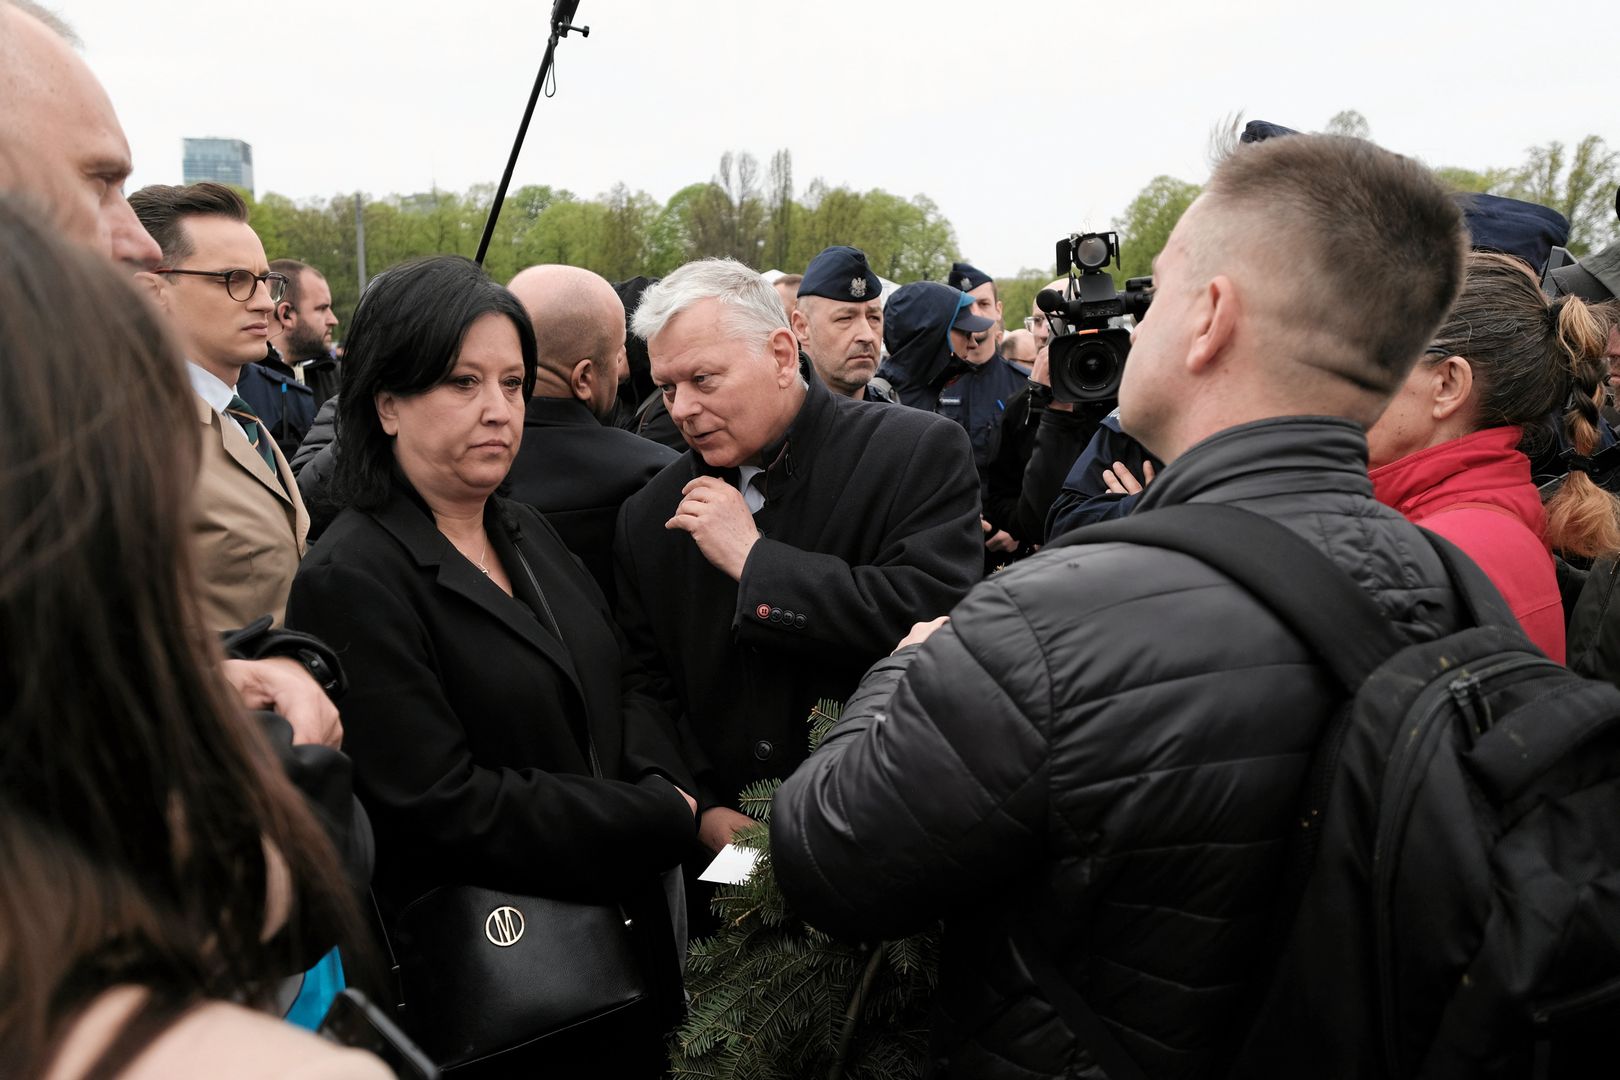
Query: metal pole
354,191,367,294
474,2,587,265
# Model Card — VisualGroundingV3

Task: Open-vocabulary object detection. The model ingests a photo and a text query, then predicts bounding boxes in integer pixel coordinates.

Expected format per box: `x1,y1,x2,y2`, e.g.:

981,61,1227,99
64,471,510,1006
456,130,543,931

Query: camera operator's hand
222,656,343,748
1028,345,1073,413
1103,459,1156,495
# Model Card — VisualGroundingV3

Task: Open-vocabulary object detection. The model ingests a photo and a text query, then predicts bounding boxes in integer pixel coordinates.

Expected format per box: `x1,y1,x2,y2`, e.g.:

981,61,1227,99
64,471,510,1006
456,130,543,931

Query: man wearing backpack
772,135,1479,1077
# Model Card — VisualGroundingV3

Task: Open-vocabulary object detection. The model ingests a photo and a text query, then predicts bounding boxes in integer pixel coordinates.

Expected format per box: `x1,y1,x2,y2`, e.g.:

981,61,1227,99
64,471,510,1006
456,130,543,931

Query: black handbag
390,884,654,1071
379,541,683,1073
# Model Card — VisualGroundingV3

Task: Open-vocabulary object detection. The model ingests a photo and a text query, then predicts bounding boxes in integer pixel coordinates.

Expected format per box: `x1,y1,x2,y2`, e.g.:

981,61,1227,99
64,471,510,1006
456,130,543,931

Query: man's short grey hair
632,258,789,344
1,1,80,46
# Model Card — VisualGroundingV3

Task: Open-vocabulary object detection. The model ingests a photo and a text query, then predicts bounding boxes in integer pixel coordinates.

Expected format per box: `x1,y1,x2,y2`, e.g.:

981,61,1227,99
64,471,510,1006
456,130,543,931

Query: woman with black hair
0,199,383,1078
285,256,697,1075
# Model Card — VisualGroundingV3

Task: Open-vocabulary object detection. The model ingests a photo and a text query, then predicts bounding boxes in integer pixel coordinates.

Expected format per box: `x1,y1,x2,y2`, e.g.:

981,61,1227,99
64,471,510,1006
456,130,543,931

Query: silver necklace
477,538,490,576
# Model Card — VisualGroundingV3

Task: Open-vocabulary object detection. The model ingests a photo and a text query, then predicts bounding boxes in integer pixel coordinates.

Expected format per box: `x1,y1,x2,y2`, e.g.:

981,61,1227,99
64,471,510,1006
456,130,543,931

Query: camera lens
1071,342,1116,391
1048,330,1128,404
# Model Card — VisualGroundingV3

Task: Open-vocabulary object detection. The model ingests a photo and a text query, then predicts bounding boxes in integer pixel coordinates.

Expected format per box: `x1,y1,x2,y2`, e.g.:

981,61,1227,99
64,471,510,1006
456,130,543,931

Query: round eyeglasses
154,267,289,304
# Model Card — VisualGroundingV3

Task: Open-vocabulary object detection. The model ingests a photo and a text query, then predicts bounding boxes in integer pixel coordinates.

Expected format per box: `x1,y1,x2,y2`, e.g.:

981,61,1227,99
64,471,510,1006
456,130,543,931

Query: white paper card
698,843,761,885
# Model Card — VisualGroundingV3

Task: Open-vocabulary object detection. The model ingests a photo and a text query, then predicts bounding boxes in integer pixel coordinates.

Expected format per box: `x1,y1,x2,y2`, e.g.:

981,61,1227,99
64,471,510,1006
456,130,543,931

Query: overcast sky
72,0,1617,279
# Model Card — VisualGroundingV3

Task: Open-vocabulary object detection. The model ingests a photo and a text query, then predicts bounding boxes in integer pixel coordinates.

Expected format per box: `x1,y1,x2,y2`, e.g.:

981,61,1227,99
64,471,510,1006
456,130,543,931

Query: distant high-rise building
182,137,254,194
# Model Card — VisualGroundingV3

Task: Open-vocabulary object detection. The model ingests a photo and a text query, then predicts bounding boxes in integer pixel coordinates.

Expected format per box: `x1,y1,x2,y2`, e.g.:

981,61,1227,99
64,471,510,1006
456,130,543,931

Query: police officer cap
798,246,882,303
948,261,993,293
1454,193,1570,276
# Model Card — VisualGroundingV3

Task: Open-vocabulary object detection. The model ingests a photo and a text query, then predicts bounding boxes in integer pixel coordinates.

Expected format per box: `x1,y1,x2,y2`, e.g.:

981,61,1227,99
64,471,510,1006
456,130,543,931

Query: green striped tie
225,394,278,474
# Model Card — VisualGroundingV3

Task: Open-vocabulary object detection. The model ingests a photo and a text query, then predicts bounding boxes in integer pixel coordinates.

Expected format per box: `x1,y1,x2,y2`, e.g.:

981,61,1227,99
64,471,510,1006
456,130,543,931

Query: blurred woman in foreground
0,198,383,1079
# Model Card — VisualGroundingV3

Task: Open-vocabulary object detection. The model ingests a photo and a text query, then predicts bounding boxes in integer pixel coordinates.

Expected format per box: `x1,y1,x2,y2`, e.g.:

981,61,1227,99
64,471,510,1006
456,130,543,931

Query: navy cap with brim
951,305,995,333
1455,193,1570,276
798,245,882,303
948,261,993,292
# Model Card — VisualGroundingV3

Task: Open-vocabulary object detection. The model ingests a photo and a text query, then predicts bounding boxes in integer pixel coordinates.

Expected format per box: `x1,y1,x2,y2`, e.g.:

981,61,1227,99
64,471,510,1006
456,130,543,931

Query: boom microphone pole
474,0,589,265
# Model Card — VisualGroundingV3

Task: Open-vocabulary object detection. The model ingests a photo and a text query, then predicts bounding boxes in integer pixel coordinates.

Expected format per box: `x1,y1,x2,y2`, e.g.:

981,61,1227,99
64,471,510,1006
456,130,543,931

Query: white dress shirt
737,464,766,514
186,362,251,445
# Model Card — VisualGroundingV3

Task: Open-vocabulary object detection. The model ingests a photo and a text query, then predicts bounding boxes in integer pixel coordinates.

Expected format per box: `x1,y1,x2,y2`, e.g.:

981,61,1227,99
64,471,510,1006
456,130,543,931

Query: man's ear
133,271,168,312
276,301,295,328
789,307,810,347
375,391,400,436
1185,275,1239,374
770,328,800,386
1431,356,1475,422
569,357,595,404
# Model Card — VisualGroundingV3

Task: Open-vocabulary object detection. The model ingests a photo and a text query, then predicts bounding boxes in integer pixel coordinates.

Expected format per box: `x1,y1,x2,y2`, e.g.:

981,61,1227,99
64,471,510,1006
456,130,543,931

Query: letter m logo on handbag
484,905,525,947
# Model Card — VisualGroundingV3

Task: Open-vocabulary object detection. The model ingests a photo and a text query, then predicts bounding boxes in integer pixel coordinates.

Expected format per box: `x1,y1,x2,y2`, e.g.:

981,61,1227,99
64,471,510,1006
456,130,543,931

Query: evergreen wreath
671,700,941,1079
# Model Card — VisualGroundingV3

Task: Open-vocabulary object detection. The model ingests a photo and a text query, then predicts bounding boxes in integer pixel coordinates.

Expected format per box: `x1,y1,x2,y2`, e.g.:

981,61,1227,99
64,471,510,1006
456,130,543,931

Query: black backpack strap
1013,502,1414,1079
1416,529,1521,634
1047,503,1406,691
1024,503,1524,1075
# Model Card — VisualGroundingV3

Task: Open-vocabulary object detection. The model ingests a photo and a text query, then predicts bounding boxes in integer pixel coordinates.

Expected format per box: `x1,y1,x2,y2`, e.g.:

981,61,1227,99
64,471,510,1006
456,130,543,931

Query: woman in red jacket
1366,251,1617,662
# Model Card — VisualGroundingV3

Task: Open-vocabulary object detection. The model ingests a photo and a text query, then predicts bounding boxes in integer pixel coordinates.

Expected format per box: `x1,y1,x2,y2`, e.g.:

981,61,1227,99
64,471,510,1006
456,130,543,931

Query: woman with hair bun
1366,251,1620,662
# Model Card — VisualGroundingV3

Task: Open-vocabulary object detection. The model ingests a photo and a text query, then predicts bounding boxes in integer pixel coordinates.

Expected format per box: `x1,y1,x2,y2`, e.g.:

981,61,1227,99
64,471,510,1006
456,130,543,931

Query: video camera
1037,231,1153,404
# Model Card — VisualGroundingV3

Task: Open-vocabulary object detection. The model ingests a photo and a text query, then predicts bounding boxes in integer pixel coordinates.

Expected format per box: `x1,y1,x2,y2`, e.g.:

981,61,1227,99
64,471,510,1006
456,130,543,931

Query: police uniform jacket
236,351,316,462
935,352,1028,483
772,417,1469,1079
613,372,983,808
1045,411,1166,540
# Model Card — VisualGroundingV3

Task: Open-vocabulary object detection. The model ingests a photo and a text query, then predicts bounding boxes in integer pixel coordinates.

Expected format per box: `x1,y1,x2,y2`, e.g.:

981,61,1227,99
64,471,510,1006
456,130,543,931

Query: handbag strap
367,887,405,1011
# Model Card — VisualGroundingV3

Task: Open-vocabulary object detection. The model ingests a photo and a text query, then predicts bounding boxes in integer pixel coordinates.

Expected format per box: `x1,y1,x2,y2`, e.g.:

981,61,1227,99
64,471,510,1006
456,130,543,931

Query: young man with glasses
131,181,310,630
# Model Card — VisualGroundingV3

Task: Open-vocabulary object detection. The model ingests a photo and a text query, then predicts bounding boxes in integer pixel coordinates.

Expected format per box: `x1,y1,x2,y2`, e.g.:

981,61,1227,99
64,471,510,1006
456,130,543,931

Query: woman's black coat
285,484,695,916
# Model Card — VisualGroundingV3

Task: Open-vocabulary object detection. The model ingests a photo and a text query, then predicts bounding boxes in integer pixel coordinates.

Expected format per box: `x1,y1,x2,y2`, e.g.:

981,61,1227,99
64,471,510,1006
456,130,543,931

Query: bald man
503,264,678,602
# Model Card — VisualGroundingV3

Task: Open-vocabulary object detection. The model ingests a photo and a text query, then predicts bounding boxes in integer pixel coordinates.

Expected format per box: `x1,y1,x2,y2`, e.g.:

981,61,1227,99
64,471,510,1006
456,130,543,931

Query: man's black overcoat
613,374,983,807
504,395,677,605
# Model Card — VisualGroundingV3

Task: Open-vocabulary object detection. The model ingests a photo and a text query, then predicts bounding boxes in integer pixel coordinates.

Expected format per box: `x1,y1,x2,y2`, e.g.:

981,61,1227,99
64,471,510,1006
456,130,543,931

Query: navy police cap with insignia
948,261,993,292
798,245,882,303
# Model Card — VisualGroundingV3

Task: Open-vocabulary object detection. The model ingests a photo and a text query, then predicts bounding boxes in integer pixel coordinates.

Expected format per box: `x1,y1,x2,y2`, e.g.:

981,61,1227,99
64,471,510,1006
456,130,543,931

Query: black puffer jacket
772,417,1468,1079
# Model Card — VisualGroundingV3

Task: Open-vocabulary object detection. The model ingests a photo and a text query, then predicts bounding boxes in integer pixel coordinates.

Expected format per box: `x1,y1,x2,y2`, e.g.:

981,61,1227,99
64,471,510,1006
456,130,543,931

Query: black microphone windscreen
1035,289,1066,314
551,0,581,27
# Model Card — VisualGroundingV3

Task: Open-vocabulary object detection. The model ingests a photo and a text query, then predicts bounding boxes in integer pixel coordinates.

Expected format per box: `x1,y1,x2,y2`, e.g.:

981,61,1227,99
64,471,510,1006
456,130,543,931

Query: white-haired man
614,258,983,860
